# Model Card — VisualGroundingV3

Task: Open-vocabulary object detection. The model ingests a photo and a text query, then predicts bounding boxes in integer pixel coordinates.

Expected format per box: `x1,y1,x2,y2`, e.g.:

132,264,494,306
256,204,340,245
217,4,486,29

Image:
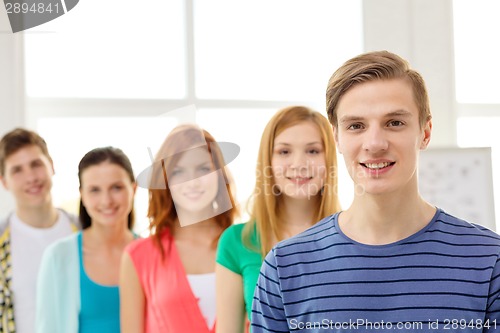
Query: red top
126,230,216,333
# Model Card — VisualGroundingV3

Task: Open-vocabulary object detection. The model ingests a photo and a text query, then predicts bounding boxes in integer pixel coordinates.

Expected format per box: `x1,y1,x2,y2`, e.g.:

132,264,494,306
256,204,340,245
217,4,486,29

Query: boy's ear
420,119,432,150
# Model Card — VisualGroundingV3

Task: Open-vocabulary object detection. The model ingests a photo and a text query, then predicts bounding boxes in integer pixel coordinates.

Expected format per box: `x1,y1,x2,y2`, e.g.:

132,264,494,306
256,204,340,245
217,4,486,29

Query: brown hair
148,124,237,256
326,50,431,128
0,128,52,176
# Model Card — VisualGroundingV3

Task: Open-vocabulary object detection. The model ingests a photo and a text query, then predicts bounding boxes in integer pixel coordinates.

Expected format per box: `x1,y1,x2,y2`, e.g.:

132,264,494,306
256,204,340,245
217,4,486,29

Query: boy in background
0,128,79,333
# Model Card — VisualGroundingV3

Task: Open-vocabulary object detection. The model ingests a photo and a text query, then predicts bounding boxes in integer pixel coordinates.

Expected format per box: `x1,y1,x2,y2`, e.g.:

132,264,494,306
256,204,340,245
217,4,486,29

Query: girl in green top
215,106,342,332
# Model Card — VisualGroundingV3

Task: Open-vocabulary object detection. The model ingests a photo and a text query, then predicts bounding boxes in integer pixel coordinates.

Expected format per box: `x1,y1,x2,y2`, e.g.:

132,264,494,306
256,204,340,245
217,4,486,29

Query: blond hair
243,106,341,257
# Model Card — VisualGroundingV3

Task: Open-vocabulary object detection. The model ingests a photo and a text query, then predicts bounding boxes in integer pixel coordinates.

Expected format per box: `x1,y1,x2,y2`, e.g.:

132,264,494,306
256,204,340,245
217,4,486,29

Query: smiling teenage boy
0,128,80,333
251,51,500,332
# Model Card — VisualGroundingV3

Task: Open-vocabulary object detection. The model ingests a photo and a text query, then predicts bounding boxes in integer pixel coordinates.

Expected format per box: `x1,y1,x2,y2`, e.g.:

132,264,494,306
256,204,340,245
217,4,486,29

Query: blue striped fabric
251,209,500,332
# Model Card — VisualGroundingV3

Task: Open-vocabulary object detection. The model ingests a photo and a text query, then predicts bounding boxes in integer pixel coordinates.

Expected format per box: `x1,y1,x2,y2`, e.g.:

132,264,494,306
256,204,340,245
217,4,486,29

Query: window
454,0,500,230
194,0,363,102
24,0,186,99
453,0,500,104
24,0,363,231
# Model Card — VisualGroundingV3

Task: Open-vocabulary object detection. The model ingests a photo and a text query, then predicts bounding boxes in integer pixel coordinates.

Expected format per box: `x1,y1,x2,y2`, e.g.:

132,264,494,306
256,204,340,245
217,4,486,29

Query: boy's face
333,78,431,196
0,145,54,209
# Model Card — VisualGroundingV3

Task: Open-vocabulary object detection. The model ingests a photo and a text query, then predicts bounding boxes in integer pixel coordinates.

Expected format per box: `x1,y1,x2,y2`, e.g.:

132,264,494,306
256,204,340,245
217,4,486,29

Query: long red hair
148,124,238,256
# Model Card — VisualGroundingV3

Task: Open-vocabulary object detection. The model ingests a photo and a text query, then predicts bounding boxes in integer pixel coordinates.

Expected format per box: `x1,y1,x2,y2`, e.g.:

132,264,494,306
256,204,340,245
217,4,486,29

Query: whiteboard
418,147,496,231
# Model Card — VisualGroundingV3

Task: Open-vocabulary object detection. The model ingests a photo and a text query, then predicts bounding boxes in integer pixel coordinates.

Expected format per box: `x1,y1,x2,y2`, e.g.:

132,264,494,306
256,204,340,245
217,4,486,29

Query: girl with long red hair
120,124,238,333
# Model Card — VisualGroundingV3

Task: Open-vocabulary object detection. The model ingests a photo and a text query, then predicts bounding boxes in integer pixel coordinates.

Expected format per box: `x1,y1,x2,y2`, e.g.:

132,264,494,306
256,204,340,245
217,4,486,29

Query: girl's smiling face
271,121,327,200
80,161,136,227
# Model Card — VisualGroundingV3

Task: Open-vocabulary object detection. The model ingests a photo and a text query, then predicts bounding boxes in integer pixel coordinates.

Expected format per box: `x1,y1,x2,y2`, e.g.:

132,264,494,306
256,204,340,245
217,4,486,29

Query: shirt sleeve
36,237,79,333
36,246,61,333
251,248,289,333
216,225,242,275
485,254,500,333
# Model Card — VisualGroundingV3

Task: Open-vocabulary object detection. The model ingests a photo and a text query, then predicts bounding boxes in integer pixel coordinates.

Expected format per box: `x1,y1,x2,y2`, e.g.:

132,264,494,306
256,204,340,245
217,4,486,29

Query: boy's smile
1,145,54,209
334,78,431,196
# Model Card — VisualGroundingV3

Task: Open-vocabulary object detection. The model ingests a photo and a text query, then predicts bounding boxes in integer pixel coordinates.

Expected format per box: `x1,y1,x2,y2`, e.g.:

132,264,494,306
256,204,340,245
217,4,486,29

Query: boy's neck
16,202,59,228
339,192,436,245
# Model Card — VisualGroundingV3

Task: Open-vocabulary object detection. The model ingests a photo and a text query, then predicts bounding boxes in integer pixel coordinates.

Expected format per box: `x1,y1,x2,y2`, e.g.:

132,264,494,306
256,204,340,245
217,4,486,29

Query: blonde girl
216,106,341,332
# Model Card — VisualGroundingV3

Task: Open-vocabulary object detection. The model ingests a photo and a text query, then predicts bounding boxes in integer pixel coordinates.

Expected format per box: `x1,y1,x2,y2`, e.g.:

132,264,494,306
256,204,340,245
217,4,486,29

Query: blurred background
1,0,499,232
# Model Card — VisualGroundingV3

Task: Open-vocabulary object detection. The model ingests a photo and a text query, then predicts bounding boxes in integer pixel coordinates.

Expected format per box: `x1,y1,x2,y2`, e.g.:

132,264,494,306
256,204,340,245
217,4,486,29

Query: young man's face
333,78,431,196
0,145,54,209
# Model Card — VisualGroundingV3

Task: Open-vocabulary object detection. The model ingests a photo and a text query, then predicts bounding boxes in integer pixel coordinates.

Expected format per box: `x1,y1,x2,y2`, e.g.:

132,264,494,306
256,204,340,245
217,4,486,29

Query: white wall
0,10,25,214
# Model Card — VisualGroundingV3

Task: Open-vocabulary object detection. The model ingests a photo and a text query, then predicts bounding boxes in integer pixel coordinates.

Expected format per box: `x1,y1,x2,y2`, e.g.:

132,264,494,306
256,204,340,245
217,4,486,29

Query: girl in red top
120,125,238,333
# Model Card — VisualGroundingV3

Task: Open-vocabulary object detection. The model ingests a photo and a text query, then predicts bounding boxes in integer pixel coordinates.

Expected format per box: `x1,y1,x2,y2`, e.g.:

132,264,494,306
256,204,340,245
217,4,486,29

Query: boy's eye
11,167,22,174
347,123,363,130
388,120,404,127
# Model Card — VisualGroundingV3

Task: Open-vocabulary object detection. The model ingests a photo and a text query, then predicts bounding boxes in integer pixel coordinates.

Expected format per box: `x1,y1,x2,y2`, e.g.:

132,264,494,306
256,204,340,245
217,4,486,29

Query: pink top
126,230,216,333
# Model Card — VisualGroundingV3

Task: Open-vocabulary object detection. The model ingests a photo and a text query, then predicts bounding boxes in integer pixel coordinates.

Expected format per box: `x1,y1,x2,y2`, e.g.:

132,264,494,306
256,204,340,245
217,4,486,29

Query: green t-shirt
216,222,262,320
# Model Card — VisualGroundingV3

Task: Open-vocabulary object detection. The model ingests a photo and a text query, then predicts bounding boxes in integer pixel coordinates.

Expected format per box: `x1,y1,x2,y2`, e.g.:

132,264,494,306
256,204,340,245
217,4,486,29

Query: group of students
0,50,499,333
0,105,331,333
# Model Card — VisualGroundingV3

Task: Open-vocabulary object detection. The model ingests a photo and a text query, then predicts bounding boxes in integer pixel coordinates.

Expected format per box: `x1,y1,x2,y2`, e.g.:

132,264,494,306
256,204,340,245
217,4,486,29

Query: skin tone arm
216,263,246,333
120,252,145,333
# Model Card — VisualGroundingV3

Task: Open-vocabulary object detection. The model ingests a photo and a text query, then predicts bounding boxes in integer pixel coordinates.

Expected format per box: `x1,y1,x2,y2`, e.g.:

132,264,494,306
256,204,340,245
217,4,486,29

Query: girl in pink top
120,125,238,333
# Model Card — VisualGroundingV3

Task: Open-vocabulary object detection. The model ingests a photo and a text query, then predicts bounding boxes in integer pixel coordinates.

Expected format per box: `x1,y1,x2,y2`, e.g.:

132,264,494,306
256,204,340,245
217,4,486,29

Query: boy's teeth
365,162,391,169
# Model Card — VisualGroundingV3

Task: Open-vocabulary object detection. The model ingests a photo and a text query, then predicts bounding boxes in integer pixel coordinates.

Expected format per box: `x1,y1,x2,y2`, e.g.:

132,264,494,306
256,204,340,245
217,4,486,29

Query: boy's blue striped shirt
251,208,500,332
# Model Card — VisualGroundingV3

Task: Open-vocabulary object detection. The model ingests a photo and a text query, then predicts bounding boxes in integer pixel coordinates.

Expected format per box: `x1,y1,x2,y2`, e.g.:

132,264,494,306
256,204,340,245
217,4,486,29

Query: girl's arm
36,239,79,333
216,263,246,333
36,249,64,333
120,252,145,333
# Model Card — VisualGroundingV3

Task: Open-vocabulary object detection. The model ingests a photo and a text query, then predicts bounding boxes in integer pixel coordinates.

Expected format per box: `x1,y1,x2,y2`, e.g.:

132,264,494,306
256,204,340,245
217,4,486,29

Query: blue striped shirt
251,209,500,332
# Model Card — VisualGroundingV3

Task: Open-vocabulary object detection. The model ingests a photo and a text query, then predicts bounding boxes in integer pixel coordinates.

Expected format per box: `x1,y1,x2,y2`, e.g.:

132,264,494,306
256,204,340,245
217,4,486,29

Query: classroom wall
0,10,24,213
